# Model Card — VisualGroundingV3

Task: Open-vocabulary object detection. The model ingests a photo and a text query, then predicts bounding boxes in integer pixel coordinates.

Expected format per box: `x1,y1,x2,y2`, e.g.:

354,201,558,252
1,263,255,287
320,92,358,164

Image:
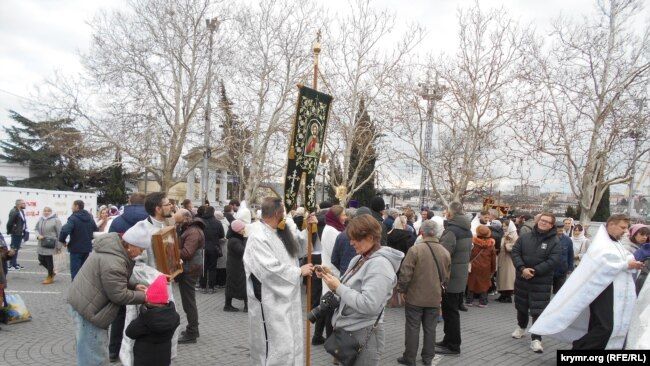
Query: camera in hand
308,291,339,323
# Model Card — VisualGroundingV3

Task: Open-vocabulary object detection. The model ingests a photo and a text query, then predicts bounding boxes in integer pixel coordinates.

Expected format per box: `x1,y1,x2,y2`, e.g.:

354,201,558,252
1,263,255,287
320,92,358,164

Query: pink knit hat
629,224,649,242
231,219,246,234
146,275,169,304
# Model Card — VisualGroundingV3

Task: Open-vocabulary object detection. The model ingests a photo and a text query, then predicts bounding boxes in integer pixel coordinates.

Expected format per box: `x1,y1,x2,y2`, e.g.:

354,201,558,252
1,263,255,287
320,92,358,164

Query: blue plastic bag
3,293,32,324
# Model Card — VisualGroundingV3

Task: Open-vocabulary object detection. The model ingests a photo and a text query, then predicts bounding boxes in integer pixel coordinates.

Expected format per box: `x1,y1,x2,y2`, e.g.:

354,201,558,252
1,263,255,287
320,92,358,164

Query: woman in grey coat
35,207,62,284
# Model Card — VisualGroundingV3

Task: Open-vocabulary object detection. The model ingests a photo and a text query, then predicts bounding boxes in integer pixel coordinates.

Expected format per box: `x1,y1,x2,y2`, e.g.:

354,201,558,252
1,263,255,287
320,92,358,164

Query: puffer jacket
35,215,63,256
511,226,561,317
59,209,98,253
67,233,146,328
125,302,180,366
109,204,148,234
440,215,473,293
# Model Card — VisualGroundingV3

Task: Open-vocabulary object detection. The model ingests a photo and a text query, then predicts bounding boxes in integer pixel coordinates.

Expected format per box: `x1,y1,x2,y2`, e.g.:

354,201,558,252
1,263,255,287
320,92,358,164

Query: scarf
325,209,345,232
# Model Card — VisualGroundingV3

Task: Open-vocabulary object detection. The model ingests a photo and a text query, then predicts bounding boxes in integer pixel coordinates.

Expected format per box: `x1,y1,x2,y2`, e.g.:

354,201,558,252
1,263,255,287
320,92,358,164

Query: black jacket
6,208,26,236
125,302,180,366
59,210,98,253
490,226,504,252
200,208,224,269
226,230,247,300
511,226,561,316
387,228,415,255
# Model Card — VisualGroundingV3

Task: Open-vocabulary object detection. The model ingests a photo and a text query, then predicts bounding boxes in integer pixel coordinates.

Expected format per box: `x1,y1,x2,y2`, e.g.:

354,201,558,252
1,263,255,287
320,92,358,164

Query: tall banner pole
305,30,321,366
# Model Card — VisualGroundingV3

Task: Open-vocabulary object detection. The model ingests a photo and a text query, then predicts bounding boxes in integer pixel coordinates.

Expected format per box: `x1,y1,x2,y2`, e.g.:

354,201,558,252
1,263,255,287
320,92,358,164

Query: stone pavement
2,243,566,365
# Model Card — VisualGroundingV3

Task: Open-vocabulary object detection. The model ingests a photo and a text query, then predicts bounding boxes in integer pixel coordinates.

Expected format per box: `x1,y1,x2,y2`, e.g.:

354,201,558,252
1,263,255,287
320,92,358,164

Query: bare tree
321,0,425,206
392,2,529,206
225,0,324,202
39,0,227,192
516,0,650,225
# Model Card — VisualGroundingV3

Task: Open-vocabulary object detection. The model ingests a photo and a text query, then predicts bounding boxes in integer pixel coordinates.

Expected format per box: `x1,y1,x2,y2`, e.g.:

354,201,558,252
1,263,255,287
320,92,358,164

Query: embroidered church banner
283,86,332,213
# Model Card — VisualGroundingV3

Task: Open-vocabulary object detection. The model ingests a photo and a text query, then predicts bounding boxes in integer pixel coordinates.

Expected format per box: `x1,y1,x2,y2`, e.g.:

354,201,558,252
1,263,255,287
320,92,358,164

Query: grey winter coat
439,215,473,293
333,247,404,331
35,215,63,256
67,233,146,329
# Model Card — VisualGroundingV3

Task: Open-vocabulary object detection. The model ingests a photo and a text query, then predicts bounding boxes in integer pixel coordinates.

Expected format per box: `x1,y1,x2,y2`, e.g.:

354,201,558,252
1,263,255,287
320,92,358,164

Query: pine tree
565,205,578,220
348,98,377,207
0,110,86,190
219,82,251,200
592,186,611,222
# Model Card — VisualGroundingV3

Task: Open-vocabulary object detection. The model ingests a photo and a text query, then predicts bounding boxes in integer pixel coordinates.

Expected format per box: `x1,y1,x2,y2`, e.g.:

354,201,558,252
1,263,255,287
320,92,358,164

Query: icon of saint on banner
304,120,321,158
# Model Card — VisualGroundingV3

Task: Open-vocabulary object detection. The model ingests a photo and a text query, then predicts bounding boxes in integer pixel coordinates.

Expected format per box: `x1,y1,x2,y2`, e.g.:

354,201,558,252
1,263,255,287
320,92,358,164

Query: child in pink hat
125,275,180,366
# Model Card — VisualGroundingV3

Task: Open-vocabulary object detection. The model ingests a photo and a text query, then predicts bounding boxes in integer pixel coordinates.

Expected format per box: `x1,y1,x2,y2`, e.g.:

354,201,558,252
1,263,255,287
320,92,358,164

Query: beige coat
497,229,518,291
397,237,451,307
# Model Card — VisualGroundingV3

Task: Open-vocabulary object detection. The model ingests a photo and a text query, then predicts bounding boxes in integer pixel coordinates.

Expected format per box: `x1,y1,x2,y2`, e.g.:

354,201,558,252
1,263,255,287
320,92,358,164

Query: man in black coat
6,199,26,271
436,201,473,355
510,212,561,354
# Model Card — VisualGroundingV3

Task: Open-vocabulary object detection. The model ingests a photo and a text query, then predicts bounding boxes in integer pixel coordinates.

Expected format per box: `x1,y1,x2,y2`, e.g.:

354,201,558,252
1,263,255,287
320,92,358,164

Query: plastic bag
3,293,32,324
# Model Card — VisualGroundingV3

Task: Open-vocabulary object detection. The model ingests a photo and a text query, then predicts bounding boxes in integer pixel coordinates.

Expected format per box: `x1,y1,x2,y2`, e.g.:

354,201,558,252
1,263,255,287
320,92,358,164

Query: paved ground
2,243,566,365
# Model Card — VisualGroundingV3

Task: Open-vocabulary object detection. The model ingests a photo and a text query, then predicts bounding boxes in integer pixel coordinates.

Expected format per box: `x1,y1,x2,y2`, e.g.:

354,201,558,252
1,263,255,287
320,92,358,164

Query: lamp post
418,73,446,208
202,17,220,203
628,97,646,217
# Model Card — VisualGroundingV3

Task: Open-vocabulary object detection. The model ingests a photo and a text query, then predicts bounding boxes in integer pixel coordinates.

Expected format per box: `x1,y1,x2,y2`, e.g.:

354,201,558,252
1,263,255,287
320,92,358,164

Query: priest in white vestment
530,215,644,349
244,197,315,366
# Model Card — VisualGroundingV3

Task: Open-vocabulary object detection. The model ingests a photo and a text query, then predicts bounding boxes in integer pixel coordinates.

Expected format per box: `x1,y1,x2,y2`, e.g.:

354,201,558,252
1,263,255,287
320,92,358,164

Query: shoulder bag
324,257,383,366
424,242,447,294
38,219,57,249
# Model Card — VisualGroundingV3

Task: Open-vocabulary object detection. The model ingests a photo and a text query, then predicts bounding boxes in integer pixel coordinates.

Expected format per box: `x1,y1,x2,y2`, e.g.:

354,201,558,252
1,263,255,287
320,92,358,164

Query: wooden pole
305,30,322,366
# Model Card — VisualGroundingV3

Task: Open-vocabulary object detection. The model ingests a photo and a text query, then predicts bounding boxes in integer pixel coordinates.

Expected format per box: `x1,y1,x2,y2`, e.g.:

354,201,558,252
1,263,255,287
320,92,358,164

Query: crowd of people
1,193,649,365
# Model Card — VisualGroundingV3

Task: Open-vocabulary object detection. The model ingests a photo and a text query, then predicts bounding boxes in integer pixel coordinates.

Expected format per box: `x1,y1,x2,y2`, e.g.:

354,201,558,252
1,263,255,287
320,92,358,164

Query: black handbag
324,309,383,366
42,237,57,249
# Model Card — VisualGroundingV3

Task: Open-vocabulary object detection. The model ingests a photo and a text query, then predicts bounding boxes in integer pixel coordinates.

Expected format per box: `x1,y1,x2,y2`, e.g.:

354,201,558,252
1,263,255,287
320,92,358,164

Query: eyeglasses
539,219,553,225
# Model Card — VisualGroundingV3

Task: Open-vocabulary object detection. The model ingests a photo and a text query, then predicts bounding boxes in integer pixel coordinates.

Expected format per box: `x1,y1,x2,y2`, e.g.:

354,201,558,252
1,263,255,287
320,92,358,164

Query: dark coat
125,302,181,366
225,230,247,300
387,228,416,255
179,219,205,277
6,208,26,236
109,205,148,234
554,234,574,276
331,231,356,274
490,226,504,252
225,212,235,224
440,215,473,293
511,226,561,317
59,209,98,253
200,209,225,270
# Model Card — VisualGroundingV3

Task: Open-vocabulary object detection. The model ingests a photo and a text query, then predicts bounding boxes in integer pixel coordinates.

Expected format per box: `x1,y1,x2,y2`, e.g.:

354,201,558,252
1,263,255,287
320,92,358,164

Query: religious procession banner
283,85,333,213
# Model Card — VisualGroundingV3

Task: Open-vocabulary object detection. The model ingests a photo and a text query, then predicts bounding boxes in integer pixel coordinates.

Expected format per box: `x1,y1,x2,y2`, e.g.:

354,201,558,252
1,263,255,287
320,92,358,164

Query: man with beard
6,199,27,271
531,214,643,350
511,212,561,353
243,197,314,365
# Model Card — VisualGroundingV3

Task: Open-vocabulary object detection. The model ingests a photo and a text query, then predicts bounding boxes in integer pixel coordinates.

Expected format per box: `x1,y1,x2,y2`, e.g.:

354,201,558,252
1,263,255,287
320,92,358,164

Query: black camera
308,291,340,323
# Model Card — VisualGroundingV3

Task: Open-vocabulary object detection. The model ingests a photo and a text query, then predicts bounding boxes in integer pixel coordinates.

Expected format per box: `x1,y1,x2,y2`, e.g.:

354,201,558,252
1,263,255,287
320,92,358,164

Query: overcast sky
0,0,644,194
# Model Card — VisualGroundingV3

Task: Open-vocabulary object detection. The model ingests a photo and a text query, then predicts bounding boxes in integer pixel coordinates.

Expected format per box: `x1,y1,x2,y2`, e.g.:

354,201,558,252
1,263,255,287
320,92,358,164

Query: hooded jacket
439,214,473,293
59,209,98,253
125,302,181,366
67,233,146,328
109,204,148,234
200,207,225,269
333,246,404,331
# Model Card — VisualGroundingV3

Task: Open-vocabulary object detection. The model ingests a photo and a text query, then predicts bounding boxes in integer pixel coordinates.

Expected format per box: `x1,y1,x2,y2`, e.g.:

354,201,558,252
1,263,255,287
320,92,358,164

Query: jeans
70,252,89,280
440,292,462,351
177,272,200,336
69,306,109,366
9,234,22,267
403,303,437,363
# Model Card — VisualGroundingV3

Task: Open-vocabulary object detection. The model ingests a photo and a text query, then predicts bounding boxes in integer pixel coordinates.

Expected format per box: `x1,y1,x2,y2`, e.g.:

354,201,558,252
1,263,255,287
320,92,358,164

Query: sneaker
488,290,498,296
477,303,487,308
465,301,474,307
512,327,527,339
16,264,24,270
530,339,543,353
8,266,16,271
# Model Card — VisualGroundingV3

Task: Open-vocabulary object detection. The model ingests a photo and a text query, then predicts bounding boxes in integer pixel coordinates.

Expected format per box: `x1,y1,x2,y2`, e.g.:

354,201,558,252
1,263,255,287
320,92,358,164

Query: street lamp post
418,73,446,209
202,17,220,204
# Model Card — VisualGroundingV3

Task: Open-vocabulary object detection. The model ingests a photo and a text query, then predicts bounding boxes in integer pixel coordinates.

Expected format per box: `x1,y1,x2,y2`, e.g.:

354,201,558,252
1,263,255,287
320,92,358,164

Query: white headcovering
122,220,152,249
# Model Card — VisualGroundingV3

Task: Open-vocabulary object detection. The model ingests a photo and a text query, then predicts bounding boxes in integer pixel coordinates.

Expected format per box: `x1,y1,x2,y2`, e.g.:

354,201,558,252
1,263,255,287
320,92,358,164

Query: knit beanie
231,219,246,234
370,196,385,213
629,224,649,242
122,220,152,249
476,225,492,239
146,275,169,304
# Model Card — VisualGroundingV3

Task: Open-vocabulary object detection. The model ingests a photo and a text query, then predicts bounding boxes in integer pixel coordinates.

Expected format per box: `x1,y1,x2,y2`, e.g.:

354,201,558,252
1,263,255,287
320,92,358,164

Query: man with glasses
510,212,561,353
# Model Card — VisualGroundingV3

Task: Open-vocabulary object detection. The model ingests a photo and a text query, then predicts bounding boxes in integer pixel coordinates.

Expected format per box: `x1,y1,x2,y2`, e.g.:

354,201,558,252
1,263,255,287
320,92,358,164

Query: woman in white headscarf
571,224,590,267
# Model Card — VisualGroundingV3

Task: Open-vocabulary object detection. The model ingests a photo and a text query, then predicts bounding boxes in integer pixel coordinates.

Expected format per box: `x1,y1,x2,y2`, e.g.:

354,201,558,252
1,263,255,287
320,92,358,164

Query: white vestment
626,277,650,349
243,221,304,366
530,225,637,349
120,217,179,366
